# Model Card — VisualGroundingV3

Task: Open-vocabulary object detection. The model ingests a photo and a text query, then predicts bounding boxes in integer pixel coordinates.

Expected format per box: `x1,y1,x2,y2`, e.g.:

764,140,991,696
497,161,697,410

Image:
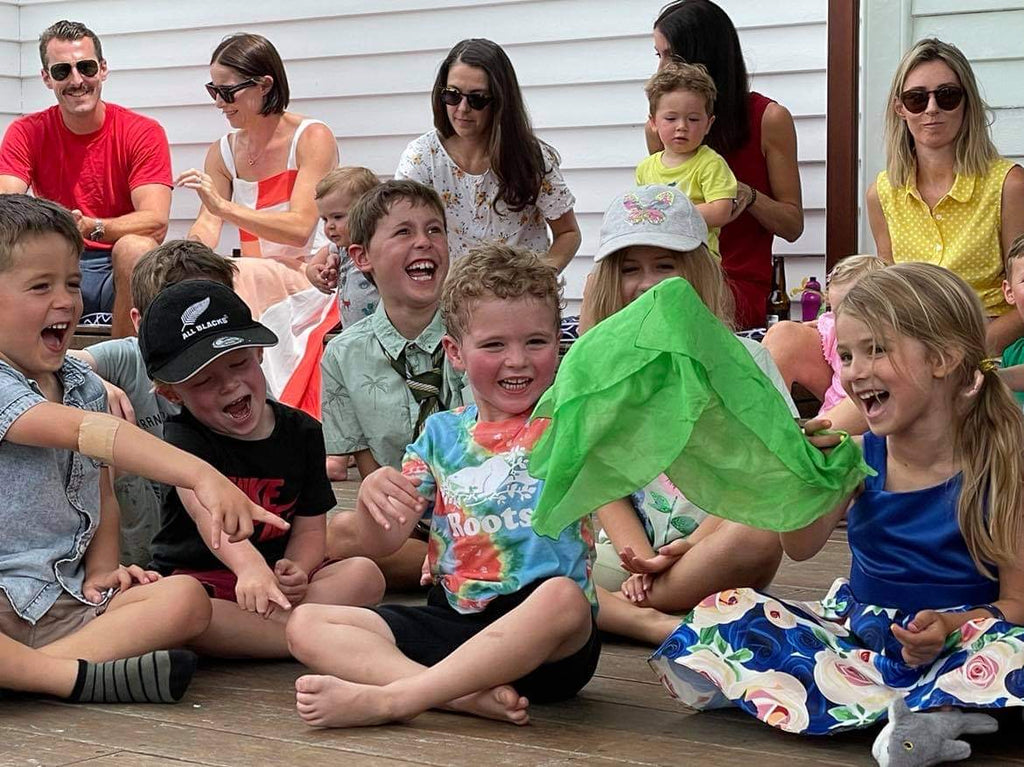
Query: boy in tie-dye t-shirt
402,404,596,614
287,244,600,729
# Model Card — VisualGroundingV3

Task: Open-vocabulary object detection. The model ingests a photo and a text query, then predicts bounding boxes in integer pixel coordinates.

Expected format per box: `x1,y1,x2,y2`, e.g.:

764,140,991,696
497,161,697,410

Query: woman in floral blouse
396,38,580,270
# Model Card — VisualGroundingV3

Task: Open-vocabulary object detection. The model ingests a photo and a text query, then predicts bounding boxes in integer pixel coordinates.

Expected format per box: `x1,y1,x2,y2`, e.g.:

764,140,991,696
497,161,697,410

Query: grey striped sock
70,650,198,704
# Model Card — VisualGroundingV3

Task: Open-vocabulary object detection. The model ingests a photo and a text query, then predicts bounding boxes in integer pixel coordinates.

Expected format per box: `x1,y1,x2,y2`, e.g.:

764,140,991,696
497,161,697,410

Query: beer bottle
766,255,790,326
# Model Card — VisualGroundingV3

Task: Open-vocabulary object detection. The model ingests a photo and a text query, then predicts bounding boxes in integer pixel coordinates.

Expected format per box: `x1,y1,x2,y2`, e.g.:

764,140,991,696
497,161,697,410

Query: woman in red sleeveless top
174,34,339,421
648,1,804,329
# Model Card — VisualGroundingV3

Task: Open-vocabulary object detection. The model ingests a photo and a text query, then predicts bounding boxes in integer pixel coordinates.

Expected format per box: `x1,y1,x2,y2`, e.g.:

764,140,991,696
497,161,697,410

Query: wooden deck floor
3,483,1023,767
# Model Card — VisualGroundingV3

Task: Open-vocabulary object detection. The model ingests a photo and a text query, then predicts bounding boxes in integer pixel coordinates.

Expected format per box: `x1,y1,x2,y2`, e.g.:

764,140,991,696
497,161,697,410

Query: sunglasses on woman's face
205,79,258,104
439,86,494,111
899,85,964,114
48,59,100,81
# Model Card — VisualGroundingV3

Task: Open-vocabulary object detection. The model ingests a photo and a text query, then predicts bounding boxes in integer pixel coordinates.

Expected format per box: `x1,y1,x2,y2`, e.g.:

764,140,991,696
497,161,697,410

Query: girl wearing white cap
580,185,797,644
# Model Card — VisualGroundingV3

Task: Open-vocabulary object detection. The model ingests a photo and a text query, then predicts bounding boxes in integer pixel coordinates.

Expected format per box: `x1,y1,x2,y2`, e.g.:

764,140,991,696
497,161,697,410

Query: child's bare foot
295,674,403,728
446,684,530,725
326,456,349,482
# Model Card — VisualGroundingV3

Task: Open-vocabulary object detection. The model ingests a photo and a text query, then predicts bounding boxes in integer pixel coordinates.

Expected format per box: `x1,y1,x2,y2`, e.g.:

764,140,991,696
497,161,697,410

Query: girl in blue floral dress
652,263,1024,738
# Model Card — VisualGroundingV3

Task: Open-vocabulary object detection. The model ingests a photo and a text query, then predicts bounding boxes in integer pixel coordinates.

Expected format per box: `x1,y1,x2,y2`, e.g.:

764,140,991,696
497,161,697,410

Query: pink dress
815,311,845,414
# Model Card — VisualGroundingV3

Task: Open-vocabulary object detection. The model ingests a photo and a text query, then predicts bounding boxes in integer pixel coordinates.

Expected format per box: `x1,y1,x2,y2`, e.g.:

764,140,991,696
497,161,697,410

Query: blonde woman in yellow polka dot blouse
867,38,1024,353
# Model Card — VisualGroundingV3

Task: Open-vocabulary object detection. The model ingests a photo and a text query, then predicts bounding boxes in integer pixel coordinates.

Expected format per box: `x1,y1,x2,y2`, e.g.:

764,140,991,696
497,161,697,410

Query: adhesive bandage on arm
77,412,120,464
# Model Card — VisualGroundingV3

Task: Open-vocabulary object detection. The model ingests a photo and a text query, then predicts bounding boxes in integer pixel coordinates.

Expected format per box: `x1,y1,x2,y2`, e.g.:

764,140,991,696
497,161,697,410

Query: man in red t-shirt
0,20,172,337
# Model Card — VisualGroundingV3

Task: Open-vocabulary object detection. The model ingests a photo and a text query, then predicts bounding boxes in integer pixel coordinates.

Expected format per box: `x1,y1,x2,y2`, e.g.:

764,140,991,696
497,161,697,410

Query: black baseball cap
139,279,278,384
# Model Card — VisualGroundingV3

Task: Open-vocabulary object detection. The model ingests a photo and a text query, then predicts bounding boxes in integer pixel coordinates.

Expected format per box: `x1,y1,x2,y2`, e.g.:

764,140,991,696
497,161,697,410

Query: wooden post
826,0,860,271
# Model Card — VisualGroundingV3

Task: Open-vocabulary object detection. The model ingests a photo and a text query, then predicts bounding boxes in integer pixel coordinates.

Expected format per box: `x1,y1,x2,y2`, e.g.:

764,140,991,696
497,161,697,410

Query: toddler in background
635,61,737,258
305,167,381,328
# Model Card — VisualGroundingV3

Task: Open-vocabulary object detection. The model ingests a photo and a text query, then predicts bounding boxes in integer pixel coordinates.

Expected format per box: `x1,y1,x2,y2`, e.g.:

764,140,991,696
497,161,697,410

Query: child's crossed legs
286,576,597,727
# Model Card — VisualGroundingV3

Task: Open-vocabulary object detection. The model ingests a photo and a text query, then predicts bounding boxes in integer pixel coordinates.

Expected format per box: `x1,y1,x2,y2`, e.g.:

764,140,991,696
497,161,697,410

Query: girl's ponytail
956,362,1024,578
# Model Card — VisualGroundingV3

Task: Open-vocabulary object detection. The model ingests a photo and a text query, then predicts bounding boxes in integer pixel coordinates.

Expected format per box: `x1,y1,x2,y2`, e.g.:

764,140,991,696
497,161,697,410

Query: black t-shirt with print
150,400,336,574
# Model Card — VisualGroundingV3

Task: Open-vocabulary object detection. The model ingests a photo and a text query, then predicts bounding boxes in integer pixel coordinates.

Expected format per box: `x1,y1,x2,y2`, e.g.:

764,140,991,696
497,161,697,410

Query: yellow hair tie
980,357,1000,373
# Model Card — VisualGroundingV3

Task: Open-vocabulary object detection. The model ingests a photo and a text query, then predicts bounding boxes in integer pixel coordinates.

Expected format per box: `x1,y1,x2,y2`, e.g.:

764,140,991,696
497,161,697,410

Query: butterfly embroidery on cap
623,191,675,225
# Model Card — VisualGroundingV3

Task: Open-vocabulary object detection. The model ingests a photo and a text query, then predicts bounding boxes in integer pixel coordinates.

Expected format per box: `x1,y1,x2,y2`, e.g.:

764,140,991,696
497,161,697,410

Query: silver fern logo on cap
180,298,211,331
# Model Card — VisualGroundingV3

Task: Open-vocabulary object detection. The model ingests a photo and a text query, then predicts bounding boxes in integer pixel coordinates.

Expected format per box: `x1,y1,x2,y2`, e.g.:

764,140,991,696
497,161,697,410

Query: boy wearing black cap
141,280,385,658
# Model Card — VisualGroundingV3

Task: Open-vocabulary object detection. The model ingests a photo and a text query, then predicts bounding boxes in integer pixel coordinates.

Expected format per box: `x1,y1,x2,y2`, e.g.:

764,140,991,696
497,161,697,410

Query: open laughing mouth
41,322,70,352
856,388,889,417
406,260,437,282
224,394,252,421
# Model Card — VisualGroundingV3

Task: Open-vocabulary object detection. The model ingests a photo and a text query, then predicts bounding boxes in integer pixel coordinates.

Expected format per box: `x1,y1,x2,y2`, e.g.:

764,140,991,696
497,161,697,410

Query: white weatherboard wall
860,0,1024,252
10,0,827,306
0,2,20,137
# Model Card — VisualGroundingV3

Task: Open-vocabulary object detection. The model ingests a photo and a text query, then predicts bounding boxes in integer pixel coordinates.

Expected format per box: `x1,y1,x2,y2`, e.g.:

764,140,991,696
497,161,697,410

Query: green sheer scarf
529,278,872,538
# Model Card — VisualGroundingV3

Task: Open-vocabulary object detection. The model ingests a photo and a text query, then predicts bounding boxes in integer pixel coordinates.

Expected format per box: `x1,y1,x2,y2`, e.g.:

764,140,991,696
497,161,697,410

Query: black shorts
373,579,600,704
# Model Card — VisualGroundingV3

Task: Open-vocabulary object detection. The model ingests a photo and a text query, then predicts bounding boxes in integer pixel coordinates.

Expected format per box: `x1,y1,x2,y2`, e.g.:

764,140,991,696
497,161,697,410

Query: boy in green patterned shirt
320,180,467,588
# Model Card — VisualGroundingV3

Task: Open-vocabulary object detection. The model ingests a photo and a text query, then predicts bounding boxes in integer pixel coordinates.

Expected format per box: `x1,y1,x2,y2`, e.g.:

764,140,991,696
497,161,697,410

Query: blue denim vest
0,358,106,624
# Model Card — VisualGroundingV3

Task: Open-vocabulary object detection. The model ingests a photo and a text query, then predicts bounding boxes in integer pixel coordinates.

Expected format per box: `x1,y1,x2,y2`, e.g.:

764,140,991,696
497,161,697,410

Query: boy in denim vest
0,195,283,703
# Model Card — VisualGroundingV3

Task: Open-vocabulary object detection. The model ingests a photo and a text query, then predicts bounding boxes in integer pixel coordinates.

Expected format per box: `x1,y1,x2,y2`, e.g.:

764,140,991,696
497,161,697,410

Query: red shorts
174,559,336,602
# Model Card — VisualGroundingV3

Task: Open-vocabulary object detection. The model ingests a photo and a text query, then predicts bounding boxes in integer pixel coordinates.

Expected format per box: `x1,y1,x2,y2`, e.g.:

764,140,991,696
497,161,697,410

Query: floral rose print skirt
649,579,1024,735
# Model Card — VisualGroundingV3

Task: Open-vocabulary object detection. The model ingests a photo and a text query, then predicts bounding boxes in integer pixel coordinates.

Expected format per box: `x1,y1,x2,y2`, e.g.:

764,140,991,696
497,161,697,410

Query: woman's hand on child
800,417,841,451
620,540,692,576
236,563,292,618
891,610,951,666
102,381,136,424
357,467,426,531
83,564,161,603
274,558,310,604
727,182,755,223
192,467,290,547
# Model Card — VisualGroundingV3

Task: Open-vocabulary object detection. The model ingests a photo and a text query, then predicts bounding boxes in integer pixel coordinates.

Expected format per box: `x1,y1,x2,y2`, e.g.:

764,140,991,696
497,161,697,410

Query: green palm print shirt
321,304,469,469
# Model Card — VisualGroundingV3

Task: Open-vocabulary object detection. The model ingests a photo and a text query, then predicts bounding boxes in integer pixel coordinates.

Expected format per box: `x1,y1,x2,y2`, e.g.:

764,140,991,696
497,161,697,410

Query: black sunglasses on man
48,59,100,81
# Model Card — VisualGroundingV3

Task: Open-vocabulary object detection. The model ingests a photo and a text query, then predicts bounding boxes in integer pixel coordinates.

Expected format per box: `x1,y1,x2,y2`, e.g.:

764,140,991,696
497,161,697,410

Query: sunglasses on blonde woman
899,85,964,114
205,79,258,104
439,86,494,111
48,59,100,81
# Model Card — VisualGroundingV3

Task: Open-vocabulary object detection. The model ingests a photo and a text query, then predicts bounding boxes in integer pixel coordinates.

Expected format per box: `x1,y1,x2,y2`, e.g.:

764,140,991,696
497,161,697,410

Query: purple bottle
801,276,822,322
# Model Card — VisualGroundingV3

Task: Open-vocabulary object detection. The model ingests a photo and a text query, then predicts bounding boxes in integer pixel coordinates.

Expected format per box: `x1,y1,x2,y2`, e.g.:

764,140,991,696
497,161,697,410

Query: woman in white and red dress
177,33,338,418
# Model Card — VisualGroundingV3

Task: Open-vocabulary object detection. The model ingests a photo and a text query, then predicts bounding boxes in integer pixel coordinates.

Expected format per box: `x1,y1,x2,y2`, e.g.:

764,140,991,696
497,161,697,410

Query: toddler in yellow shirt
636,62,737,258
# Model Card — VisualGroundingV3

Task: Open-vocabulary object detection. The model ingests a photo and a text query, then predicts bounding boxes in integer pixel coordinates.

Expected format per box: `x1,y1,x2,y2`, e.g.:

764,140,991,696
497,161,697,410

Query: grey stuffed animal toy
872,697,999,766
